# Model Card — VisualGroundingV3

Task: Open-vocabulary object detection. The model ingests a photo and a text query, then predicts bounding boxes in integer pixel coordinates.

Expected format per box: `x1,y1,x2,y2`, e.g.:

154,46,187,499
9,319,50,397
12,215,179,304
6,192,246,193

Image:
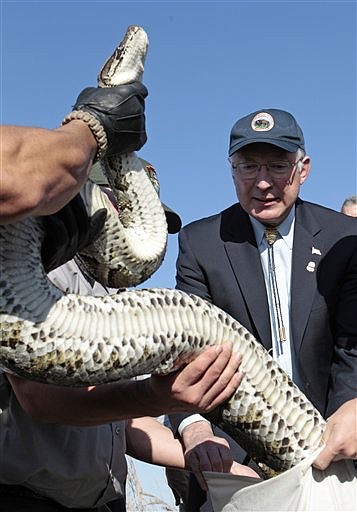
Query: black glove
41,194,107,273
73,81,148,156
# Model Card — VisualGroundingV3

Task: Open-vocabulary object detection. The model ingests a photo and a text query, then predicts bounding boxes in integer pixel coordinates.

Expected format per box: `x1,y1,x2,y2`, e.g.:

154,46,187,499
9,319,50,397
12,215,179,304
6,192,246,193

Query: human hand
147,344,243,416
313,398,357,470
41,194,107,273
182,421,260,490
71,82,148,156
182,420,235,490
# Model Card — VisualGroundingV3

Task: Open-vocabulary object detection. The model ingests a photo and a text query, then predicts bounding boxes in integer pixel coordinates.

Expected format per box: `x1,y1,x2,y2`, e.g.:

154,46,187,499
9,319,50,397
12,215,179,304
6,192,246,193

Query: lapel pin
306,261,316,272
311,247,321,255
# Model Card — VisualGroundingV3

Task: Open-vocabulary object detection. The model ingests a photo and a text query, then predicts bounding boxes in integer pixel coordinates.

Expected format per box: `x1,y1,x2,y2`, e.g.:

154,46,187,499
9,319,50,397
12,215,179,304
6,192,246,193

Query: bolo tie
265,227,287,347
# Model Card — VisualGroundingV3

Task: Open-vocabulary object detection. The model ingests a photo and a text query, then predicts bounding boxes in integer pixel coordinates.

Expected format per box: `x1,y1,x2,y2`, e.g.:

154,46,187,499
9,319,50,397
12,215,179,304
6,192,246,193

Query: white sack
204,449,357,512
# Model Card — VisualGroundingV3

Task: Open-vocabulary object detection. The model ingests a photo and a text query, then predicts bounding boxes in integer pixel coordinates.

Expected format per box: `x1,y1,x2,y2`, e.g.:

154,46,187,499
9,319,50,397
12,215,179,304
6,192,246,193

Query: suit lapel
291,201,324,352
220,202,324,353
222,206,272,350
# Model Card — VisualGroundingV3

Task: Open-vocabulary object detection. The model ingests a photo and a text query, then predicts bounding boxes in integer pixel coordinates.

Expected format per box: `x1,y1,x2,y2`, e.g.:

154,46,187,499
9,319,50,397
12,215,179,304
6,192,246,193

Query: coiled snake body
0,26,325,473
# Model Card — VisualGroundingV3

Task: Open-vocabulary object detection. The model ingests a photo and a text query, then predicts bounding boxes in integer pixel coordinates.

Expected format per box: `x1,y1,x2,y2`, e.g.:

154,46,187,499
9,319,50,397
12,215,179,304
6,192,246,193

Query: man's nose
255,165,273,187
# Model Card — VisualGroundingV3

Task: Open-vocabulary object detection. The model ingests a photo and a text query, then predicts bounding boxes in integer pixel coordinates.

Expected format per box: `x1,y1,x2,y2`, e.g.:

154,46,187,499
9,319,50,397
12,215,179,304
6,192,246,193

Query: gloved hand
41,194,107,273
72,82,148,156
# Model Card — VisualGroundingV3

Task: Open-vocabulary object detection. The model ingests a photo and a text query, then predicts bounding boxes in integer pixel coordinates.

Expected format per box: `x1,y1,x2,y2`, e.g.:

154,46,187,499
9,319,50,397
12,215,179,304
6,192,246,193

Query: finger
190,347,242,403
207,445,225,473
198,352,243,411
185,436,233,472
182,344,233,387
203,350,242,398
175,344,232,393
202,372,243,412
185,452,208,491
195,445,225,473
203,439,233,473
312,444,335,470
185,445,211,472
204,345,242,383
218,446,235,473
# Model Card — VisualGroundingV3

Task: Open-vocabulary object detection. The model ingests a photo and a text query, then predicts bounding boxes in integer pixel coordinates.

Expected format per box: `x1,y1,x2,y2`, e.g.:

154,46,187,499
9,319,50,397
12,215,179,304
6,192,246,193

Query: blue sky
2,0,356,293
1,1,356,509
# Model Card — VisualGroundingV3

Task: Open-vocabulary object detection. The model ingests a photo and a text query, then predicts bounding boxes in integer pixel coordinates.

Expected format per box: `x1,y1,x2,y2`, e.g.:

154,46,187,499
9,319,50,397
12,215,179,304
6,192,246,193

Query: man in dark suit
167,108,357,511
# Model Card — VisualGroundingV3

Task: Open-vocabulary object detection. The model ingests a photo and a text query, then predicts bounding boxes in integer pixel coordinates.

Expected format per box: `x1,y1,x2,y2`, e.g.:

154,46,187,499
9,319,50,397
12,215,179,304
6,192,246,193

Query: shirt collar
249,205,296,249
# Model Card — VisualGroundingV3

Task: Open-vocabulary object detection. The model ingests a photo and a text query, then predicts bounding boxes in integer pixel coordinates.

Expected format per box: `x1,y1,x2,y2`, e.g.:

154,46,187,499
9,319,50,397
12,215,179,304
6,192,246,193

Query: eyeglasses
231,159,302,180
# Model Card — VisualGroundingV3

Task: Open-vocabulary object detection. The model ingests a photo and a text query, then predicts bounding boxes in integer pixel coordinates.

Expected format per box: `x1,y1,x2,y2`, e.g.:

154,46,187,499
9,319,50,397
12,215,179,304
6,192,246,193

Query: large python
0,26,326,474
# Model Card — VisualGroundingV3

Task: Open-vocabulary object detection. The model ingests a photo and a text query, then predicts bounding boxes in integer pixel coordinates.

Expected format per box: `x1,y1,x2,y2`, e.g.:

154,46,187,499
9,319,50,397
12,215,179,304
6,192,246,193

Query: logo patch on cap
251,112,275,132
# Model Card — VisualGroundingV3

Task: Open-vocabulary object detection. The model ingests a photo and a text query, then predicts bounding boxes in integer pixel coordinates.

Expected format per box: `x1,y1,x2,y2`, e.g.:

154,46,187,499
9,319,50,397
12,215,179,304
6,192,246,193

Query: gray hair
295,148,306,173
341,195,357,212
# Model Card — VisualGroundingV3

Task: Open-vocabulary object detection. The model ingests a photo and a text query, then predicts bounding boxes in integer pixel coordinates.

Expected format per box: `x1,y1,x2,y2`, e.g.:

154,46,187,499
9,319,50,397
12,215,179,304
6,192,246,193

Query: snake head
98,25,149,87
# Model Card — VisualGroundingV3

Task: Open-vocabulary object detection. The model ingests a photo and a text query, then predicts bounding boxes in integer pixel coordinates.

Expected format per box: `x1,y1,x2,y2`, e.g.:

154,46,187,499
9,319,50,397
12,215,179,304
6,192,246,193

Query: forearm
7,374,166,425
0,122,97,223
7,344,243,426
126,417,186,468
169,413,209,435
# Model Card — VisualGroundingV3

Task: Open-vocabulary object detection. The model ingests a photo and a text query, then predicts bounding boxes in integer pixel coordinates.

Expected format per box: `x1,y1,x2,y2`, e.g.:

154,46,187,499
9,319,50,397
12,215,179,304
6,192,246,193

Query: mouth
254,197,279,207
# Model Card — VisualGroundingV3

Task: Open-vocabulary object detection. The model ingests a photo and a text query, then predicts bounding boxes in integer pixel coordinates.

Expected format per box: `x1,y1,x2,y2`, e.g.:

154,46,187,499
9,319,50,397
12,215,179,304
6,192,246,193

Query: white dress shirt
178,206,301,434
250,206,300,382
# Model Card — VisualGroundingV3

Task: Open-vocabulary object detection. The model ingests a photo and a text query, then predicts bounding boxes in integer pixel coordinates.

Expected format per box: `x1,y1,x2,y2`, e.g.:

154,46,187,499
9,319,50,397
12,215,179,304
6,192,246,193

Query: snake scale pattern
0,26,325,473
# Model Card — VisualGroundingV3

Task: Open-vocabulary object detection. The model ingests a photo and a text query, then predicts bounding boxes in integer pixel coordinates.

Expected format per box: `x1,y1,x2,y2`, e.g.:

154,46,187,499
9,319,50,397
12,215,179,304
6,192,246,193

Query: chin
251,207,281,224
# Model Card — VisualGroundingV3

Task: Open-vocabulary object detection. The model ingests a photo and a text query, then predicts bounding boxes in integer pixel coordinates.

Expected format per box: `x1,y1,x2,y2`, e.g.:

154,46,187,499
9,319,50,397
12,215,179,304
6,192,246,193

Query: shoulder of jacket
182,203,239,232
297,199,357,232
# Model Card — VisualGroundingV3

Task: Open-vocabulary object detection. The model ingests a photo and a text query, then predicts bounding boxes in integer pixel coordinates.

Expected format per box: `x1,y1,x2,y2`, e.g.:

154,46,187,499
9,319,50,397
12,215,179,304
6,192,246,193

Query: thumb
312,444,334,470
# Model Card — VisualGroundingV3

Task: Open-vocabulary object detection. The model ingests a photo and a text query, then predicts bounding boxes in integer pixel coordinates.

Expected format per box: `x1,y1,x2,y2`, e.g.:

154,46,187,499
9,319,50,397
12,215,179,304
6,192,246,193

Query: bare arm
125,417,260,481
0,123,97,224
7,344,243,426
1,79,147,224
126,417,186,468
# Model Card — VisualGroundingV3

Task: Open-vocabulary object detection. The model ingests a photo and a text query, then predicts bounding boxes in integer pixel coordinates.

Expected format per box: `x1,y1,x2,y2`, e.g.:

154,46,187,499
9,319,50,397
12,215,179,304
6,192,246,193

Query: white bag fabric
204,449,357,512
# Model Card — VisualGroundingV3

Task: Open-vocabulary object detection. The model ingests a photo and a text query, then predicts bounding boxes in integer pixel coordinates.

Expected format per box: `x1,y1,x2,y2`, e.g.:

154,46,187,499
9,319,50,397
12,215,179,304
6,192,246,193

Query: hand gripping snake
0,26,326,474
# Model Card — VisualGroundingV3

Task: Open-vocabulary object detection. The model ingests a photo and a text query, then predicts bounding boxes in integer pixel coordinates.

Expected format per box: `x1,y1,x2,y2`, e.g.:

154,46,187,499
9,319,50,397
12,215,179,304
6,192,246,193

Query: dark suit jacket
174,199,357,419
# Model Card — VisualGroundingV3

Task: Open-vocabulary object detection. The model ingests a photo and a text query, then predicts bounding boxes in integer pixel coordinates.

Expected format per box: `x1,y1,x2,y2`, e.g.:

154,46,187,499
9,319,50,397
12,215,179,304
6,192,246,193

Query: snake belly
0,25,325,473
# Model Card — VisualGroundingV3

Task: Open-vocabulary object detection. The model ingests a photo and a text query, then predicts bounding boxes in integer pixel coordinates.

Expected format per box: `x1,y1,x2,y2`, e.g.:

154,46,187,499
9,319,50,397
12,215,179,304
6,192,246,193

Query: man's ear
299,156,311,184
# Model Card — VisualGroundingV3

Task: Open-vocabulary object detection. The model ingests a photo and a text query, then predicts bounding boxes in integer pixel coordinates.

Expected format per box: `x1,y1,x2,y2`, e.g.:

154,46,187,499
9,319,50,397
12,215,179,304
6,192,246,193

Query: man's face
230,143,311,226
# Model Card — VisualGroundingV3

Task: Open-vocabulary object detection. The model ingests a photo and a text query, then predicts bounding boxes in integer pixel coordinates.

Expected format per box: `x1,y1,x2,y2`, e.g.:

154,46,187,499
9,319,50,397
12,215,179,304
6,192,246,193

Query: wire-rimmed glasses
231,159,302,180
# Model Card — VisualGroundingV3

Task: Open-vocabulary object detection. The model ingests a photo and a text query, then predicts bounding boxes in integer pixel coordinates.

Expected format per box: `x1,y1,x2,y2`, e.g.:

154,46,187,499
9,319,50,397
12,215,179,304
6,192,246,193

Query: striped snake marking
0,26,325,474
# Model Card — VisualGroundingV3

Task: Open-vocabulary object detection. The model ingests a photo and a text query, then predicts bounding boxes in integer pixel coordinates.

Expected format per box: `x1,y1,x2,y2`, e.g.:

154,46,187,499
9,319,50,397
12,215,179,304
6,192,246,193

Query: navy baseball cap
229,109,305,156
89,158,182,234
